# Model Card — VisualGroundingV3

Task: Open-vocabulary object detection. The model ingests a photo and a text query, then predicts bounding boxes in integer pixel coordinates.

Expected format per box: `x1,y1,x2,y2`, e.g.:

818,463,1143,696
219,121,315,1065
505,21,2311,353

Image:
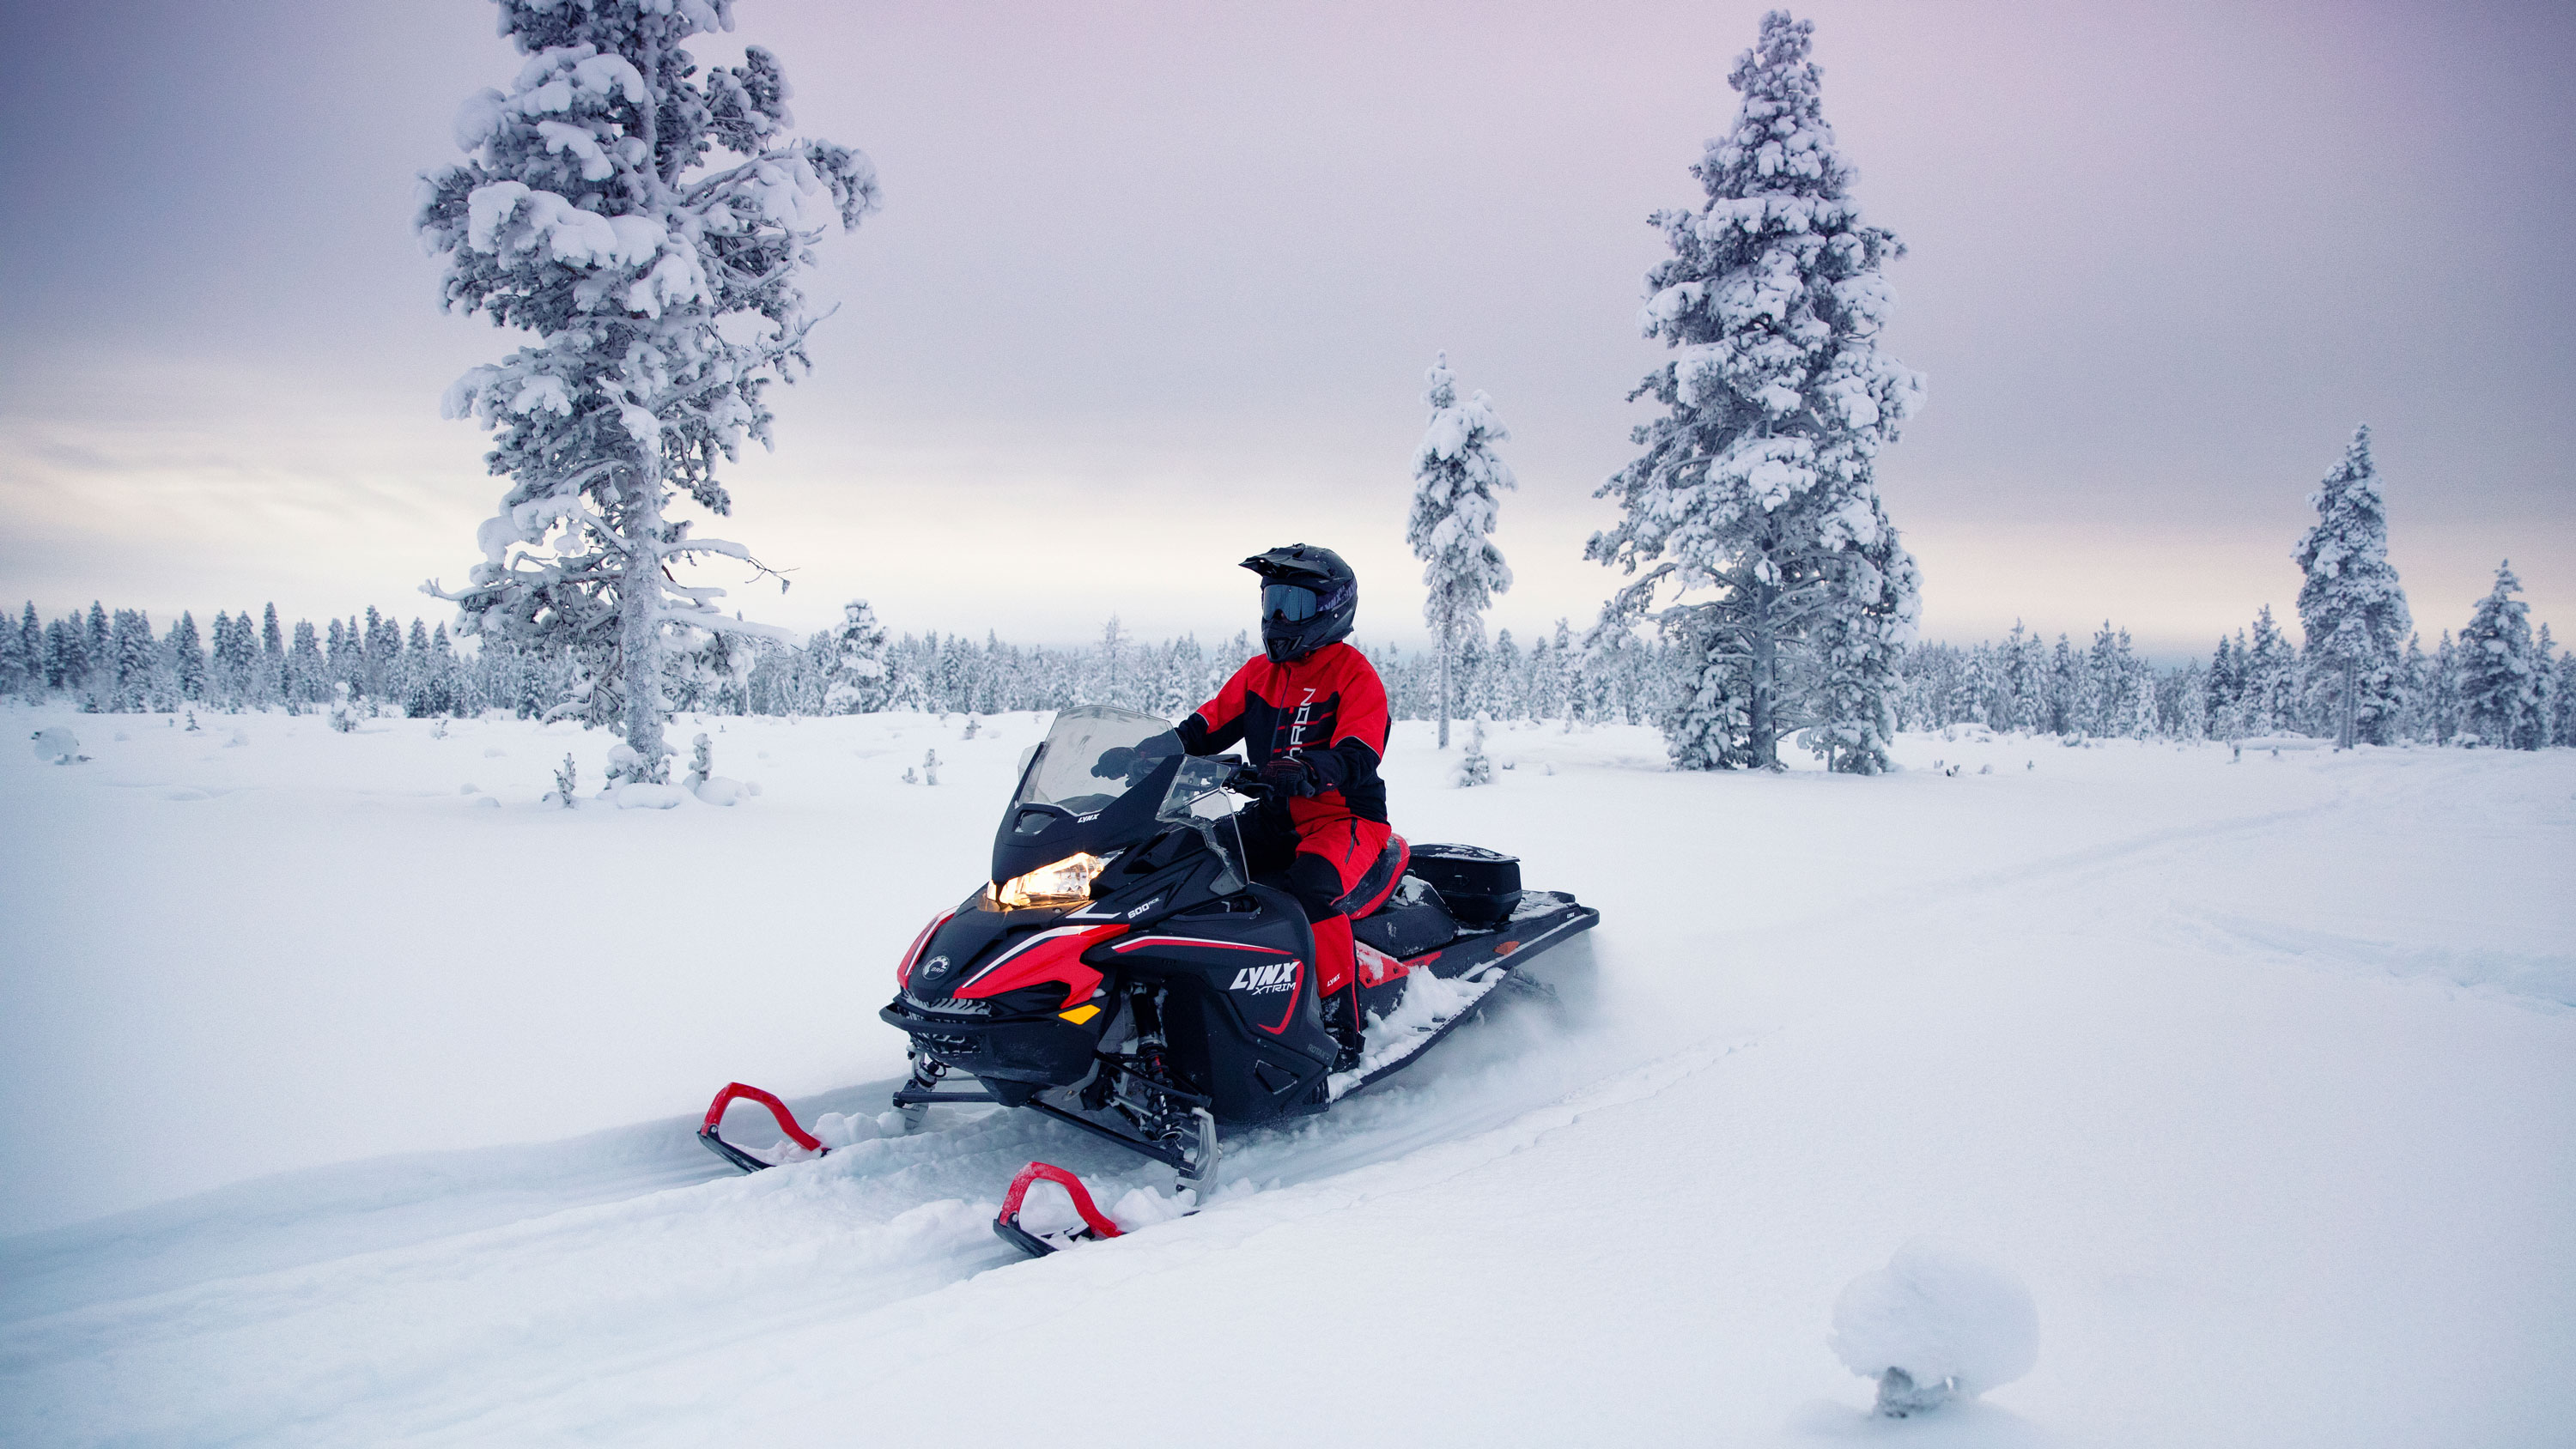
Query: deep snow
3,705,2571,1446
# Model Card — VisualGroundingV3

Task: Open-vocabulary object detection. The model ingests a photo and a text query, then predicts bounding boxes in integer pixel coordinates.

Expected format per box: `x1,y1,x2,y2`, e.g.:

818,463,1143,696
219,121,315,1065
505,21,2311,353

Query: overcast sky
1,0,2568,658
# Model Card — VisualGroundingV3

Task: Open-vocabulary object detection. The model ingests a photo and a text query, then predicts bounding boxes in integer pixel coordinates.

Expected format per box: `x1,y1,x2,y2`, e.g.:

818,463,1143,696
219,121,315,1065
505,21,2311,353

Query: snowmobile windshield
995,706,1249,894
1012,706,1179,817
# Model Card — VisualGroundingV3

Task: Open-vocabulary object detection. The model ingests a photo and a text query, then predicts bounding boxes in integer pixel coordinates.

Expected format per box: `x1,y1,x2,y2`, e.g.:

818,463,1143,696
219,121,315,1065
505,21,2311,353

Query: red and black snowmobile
701,705,1598,1256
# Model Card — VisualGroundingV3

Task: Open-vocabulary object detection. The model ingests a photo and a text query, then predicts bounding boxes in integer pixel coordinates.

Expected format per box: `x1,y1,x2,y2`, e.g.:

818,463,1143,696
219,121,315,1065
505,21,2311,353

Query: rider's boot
1311,913,1364,1070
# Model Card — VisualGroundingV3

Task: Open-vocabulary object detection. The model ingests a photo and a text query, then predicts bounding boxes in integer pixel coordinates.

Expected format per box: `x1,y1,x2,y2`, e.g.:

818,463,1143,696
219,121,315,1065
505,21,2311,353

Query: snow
2,706,2571,1446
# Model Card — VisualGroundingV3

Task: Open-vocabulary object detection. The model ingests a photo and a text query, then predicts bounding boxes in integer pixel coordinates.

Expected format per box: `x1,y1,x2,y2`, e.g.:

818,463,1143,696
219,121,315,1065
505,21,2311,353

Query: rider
1176,544,1391,1070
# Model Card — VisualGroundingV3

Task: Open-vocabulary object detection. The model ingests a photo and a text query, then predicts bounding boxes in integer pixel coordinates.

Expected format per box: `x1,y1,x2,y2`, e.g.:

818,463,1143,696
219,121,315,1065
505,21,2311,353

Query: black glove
1092,745,1144,780
1257,754,1319,798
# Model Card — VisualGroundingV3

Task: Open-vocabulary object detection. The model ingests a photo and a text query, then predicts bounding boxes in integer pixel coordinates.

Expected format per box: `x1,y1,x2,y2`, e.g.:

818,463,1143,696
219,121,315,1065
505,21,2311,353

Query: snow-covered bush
1831,1240,2038,1417
327,683,359,734
29,726,84,764
1455,718,1494,788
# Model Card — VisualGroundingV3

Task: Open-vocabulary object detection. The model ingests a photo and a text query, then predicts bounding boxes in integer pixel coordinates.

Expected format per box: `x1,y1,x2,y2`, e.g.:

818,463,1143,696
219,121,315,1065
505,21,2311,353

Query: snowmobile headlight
992,852,1108,909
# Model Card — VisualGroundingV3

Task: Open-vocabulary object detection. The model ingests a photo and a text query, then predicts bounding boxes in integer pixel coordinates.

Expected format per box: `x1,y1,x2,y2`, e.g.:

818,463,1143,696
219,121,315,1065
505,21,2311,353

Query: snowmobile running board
698,1082,827,1175
1339,900,1601,1099
1024,1099,1200,1173
992,1161,1124,1258
890,1086,1006,1107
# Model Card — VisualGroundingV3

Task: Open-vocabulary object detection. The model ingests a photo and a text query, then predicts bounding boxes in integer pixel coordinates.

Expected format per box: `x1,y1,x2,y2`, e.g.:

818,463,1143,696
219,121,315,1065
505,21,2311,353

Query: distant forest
8,589,2568,753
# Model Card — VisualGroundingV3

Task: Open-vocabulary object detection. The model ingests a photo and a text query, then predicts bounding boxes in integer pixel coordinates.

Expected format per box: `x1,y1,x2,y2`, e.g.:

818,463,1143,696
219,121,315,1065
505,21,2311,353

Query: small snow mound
612,783,689,809
472,795,501,809
226,729,250,748
1109,1184,1191,1232
807,1111,886,1150
31,726,84,764
459,783,478,794
1831,1239,2038,1416
692,776,747,807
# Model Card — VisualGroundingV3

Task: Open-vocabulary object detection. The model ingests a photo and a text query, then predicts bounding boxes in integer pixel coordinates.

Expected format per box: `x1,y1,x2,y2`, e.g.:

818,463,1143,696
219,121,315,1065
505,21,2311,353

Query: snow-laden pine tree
2458,561,2539,748
111,610,157,712
419,0,878,782
260,603,285,701
2243,606,2300,735
1407,351,1516,749
2532,623,2559,749
167,612,206,703
1588,10,1923,772
822,599,892,713
287,621,325,706
2,603,34,697
2550,640,2576,749
2293,425,2410,748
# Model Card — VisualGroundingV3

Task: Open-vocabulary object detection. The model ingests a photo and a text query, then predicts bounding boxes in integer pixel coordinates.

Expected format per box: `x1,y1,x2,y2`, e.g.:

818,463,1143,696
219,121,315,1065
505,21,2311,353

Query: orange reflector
1059,1003,1102,1025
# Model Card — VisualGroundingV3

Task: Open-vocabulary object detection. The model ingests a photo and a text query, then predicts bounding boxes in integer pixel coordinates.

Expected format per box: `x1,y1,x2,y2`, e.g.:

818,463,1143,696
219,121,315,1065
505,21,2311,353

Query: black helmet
1243,543,1357,663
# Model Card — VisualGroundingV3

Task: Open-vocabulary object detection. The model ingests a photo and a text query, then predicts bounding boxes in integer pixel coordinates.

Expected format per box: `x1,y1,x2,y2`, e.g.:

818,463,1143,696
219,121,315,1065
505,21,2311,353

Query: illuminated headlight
991,852,1108,909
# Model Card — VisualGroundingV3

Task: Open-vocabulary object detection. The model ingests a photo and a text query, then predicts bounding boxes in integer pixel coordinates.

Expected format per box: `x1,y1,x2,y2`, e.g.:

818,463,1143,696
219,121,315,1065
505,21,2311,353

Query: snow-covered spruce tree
821,598,892,713
2241,606,2299,735
259,603,285,703
419,0,878,783
2,603,33,696
2551,640,2576,749
285,620,325,707
2533,623,2559,749
2293,425,2410,748
2458,561,2539,749
1407,351,1516,749
1587,10,1923,773
168,611,206,703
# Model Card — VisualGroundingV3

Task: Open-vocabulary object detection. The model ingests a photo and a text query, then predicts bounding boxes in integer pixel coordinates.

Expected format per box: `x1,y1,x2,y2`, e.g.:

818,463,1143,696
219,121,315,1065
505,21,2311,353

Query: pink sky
1,0,2567,658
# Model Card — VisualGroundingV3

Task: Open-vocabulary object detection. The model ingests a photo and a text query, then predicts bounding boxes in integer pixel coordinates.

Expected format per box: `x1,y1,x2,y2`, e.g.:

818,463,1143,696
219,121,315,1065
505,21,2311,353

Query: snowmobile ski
991,1161,1125,1258
698,1082,828,1173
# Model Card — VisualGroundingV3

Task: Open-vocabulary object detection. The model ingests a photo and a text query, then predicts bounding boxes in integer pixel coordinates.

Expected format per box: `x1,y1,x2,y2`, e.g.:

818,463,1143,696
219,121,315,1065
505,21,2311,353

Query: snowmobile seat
1333,834,1410,920
1352,873,1460,960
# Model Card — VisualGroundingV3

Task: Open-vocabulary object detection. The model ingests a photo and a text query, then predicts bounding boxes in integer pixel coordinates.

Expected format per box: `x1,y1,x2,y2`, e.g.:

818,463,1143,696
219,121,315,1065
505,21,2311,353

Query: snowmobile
700,705,1599,1255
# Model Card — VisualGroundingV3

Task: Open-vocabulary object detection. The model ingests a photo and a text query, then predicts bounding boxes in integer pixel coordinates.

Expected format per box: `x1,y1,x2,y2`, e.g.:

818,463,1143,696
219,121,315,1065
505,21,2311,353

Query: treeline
1894,582,2572,749
9,585,2568,752
0,595,1686,729
0,601,564,718
765,607,1679,727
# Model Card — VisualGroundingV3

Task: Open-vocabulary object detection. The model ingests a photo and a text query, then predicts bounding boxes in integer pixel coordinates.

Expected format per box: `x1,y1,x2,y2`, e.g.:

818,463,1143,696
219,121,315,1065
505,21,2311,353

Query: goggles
1261,582,1321,622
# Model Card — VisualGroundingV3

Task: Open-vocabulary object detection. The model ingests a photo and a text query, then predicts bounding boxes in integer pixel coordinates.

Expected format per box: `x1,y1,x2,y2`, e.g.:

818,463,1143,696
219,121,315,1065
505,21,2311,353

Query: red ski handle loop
998,1162,1123,1242
702,1082,823,1153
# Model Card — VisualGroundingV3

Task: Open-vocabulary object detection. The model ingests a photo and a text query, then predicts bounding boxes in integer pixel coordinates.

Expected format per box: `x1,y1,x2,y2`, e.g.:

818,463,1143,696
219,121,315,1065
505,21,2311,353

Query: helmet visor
1261,583,1320,622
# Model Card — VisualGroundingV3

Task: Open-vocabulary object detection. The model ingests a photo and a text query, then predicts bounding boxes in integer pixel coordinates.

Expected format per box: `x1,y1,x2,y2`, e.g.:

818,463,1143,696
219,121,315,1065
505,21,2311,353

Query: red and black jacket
1177,642,1389,826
